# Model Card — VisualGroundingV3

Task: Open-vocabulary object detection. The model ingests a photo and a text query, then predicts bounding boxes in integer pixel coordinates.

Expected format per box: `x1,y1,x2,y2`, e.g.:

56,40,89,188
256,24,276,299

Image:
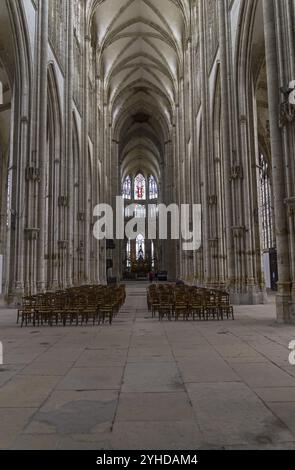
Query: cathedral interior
0,0,295,452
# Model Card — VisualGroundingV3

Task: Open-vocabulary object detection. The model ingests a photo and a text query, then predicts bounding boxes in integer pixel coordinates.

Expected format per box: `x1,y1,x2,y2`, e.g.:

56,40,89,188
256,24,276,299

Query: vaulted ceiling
90,0,190,181
0,2,14,159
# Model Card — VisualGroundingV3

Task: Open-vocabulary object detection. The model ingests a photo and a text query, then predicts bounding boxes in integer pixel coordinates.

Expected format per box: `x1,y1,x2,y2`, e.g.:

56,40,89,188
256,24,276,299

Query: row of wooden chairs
17,284,126,327
147,284,234,321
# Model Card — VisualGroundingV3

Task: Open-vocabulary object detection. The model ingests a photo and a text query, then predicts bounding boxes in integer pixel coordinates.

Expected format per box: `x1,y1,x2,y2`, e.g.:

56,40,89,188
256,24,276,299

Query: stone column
93,73,100,284
217,0,235,290
276,0,295,307
82,33,90,285
262,0,292,322
172,122,180,278
111,139,120,281
66,0,74,288
36,0,49,292
199,0,210,285
177,75,187,279
165,139,176,280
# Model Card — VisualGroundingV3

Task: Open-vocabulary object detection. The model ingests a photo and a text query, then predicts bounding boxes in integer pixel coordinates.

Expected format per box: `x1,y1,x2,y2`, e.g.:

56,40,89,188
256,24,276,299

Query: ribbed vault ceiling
90,0,190,181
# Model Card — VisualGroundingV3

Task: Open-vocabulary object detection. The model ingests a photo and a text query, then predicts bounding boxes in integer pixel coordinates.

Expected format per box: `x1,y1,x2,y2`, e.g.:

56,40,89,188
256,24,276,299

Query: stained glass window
149,175,158,200
123,176,132,200
148,204,158,218
259,154,274,250
6,169,12,227
125,204,146,218
134,174,146,200
135,204,146,218
125,205,132,218
136,234,145,260
151,241,155,268
126,240,131,268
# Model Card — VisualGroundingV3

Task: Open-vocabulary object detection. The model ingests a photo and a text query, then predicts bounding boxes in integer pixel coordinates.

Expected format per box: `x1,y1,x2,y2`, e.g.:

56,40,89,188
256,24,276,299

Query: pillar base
276,291,295,324
229,282,268,305
6,286,25,306
230,289,267,305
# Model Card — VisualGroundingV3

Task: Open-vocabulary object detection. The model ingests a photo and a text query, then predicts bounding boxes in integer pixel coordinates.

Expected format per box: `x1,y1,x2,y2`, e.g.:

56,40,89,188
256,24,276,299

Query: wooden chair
189,294,205,321
158,303,174,321
158,293,174,321
18,283,126,328
35,294,55,326
174,291,188,320
174,301,189,321
203,292,219,320
98,302,114,325
20,296,36,327
216,292,234,320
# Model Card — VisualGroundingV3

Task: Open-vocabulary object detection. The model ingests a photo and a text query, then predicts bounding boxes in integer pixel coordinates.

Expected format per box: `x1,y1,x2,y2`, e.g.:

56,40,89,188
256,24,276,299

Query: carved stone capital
232,226,246,238
279,102,295,128
26,166,41,182
230,165,243,181
77,241,85,253
285,197,295,214
24,228,40,241
208,238,218,248
58,240,68,250
208,195,217,206
58,196,69,207
77,212,85,222
285,197,295,231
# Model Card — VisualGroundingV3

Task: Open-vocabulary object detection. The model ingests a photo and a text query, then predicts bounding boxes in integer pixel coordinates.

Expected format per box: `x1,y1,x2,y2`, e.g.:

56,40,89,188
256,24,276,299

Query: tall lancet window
259,154,274,250
151,241,155,268
149,175,158,200
6,169,12,227
134,173,146,200
126,240,131,268
122,176,132,200
136,234,145,260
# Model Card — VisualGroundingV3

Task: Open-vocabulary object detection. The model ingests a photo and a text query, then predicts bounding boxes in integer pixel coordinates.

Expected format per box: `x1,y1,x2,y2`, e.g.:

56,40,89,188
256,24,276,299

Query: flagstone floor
0,283,295,450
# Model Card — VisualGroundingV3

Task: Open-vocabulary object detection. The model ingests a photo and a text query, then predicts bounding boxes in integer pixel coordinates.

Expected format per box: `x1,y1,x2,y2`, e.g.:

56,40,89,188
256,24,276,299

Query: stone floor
0,283,295,450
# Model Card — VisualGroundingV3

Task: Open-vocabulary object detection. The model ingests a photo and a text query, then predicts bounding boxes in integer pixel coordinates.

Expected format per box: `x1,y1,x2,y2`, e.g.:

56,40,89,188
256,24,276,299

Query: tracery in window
134,174,146,200
6,169,12,228
74,0,83,42
149,175,158,200
151,241,155,268
49,0,66,69
126,240,131,268
73,0,83,110
122,176,132,200
136,234,145,260
259,154,274,250
135,204,146,218
125,204,146,218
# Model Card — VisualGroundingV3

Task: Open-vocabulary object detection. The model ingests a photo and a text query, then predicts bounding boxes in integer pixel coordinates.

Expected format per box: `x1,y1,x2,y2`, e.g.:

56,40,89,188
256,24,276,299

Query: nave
0,285,295,449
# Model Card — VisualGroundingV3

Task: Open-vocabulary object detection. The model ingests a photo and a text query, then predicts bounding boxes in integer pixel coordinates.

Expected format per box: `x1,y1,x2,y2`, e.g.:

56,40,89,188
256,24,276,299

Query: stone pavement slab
0,283,295,450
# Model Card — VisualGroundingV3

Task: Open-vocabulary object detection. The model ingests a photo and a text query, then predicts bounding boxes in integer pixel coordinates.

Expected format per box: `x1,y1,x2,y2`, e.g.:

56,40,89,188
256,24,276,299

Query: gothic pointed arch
1,0,32,300
44,63,62,289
